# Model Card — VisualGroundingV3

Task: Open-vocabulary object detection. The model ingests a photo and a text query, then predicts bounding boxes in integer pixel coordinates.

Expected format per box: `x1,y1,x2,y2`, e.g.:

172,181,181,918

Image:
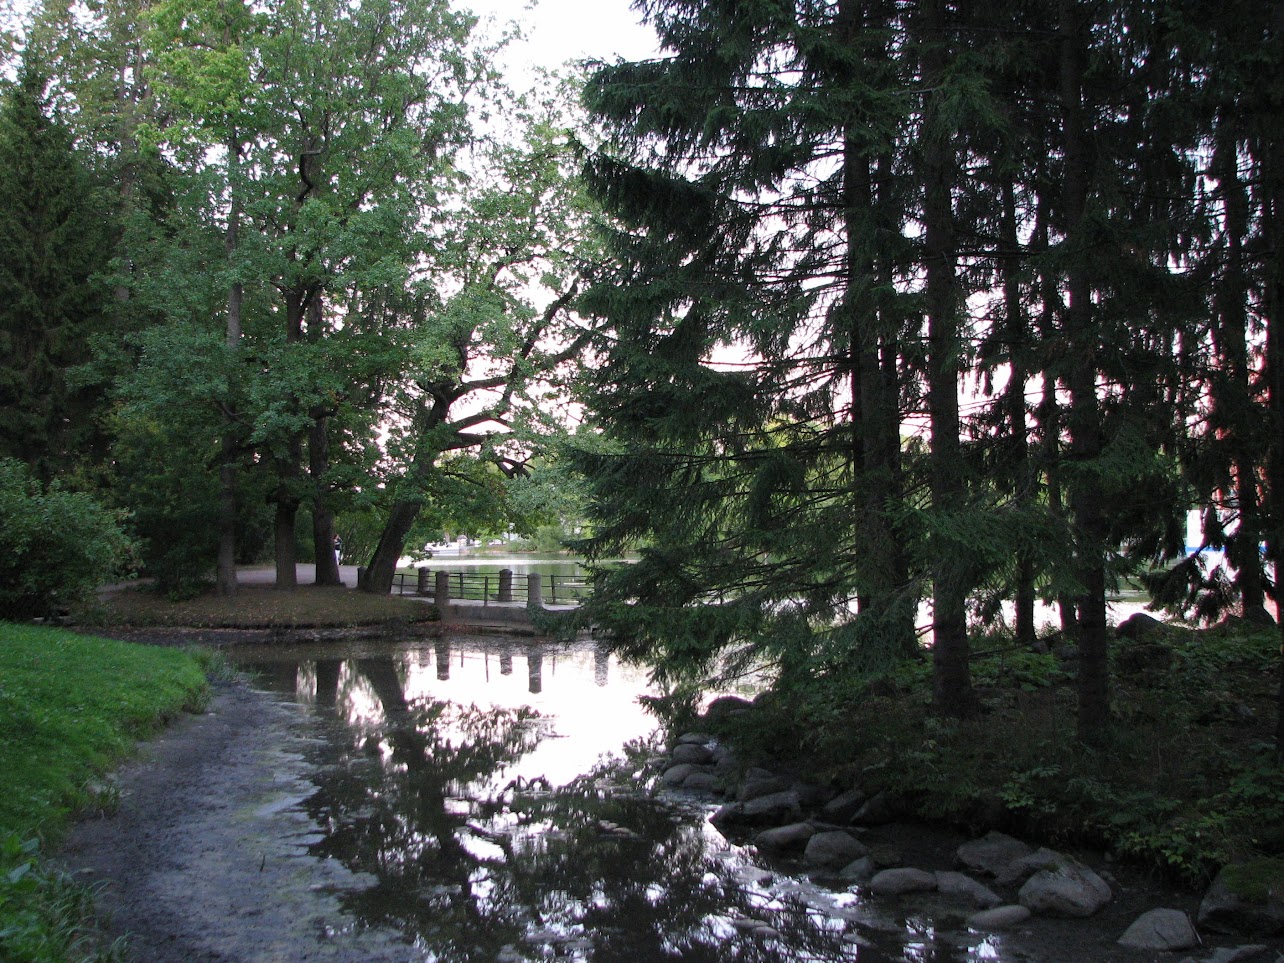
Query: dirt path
56,680,411,963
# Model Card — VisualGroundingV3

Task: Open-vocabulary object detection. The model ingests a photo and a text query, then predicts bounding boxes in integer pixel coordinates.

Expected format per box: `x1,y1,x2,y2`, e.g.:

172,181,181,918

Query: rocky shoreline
654,708,1284,963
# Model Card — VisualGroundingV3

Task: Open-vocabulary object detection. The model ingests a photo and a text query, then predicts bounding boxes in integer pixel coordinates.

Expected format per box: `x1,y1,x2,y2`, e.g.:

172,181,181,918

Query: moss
1221,858,1284,905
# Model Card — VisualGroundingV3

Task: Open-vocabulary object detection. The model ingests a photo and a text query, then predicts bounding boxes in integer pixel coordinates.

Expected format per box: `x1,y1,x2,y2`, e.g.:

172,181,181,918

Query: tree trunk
310,410,342,586
362,499,422,594
1060,1,1110,743
273,492,299,590
305,292,341,587
921,0,973,716
1001,179,1037,647
1214,127,1268,615
216,131,244,596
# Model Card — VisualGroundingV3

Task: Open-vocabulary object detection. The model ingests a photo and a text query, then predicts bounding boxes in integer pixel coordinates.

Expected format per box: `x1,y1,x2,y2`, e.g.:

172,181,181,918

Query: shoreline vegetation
0,624,207,963
3,581,1282,960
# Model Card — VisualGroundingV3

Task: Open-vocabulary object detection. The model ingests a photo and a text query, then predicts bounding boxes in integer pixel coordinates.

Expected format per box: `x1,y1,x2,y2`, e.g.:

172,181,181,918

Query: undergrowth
696,621,1282,889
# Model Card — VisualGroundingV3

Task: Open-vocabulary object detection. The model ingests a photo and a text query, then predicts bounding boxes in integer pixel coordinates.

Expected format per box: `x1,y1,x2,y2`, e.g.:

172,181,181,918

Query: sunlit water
232,636,1033,962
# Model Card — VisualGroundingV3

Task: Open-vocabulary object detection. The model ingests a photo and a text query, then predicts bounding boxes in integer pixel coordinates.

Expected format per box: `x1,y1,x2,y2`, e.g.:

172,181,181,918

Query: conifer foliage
576,0,1283,743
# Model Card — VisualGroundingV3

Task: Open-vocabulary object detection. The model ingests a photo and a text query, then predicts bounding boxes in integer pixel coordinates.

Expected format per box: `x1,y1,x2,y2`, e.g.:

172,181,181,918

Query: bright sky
463,0,660,78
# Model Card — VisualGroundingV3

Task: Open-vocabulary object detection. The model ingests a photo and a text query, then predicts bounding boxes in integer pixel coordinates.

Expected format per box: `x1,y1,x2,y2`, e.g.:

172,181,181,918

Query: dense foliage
0,459,131,619
0,0,595,601
574,0,1283,746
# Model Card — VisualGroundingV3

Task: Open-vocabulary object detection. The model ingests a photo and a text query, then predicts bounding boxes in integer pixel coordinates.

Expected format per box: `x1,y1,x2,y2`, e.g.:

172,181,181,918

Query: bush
0,459,132,619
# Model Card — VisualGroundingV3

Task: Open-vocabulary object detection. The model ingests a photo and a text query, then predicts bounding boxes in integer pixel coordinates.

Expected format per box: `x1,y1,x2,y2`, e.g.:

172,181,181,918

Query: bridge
361,567,587,629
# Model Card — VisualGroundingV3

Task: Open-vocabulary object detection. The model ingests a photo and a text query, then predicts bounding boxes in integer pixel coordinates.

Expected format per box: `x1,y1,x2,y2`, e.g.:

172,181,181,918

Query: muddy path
57,680,411,962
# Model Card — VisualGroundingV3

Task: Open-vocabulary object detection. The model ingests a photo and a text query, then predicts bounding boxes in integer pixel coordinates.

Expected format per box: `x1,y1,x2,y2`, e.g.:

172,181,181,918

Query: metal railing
387,570,590,606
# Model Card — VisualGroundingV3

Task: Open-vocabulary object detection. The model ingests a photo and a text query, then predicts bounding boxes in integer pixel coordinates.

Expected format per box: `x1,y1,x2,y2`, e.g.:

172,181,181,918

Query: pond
230,635,1036,962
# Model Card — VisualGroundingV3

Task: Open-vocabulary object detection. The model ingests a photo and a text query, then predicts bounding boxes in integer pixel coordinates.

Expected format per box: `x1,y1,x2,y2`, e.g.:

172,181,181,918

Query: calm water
232,636,1029,963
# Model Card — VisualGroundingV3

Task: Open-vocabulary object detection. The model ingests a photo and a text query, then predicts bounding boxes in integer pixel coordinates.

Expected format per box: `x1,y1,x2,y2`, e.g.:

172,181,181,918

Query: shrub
0,459,132,619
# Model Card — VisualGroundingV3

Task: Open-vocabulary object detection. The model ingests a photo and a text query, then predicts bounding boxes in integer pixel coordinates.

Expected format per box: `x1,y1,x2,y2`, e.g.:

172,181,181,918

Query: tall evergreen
577,0,925,700
0,56,114,479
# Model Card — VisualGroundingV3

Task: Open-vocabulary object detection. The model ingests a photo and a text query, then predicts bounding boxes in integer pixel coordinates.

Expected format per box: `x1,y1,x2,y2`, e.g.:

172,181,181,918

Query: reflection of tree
269,655,937,961
301,656,544,960
503,784,863,962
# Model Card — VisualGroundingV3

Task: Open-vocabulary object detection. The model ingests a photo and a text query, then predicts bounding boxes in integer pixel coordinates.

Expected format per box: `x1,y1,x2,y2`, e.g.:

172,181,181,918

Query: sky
462,0,661,79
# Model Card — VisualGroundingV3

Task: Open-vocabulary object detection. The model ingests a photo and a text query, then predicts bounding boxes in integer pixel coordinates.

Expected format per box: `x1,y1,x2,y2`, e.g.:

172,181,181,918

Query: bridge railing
380,569,590,606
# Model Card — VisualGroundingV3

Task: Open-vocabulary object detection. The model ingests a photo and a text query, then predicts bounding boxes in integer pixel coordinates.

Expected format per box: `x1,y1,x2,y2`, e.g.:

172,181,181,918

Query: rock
739,768,792,803
710,790,802,827
935,871,1002,909
1116,612,1165,640
671,743,715,765
676,731,714,745
682,771,720,793
956,831,1035,879
803,830,869,868
1017,855,1113,918
968,905,1032,931
1198,860,1284,937
821,787,867,823
838,857,876,882
868,867,938,896
867,843,903,868
661,763,700,786
1117,908,1199,950
995,846,1067,887
714,751,739,775
755,822,816,852
703,695,752,723
793,782,834,808
851,790,901,825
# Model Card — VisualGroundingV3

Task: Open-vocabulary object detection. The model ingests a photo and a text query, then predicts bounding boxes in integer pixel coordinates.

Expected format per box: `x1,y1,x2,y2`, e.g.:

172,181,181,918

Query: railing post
498,568,513,603
527,573,542,609
483,575,490,607
434,570,450,608
417,567,430,595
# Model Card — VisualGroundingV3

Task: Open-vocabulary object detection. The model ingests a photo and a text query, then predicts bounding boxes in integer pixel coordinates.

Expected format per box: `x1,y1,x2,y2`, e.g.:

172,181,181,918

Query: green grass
0,623,207,962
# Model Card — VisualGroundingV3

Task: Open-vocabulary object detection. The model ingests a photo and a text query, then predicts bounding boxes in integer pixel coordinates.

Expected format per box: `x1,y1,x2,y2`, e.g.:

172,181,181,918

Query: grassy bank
0,623,208,962
84,582,438,629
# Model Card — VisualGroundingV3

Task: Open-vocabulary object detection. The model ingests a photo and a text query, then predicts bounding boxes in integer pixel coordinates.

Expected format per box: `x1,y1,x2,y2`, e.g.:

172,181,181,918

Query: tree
573,0,926,706
140,0,487,591
0,54,115,479
360,98,596,594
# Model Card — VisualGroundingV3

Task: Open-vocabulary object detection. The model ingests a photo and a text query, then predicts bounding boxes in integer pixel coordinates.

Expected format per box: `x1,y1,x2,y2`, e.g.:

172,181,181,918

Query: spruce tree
577,0,924,698
0,56,113,480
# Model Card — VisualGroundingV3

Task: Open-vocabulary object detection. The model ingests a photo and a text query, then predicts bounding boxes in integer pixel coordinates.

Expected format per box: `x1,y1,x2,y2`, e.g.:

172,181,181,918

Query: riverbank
11,576,1284,960
0,623,208,963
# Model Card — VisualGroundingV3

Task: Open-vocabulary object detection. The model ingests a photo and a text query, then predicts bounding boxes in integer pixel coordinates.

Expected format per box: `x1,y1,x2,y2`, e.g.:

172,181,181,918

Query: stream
226,634,1037,963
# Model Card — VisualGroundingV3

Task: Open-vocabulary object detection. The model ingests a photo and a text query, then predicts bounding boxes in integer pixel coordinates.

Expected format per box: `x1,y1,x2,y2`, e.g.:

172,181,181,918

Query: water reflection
236,639,1030,962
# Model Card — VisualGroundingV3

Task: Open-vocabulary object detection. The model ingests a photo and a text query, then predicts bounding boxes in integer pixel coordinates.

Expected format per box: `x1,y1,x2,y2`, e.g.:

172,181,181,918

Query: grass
82,582,439,629
0,623,208,962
